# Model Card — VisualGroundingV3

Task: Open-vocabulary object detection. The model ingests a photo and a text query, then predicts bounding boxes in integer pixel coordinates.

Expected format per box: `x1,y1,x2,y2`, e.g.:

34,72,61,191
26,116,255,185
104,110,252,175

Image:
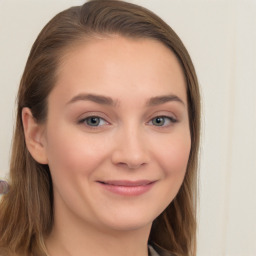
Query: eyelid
79,116,108,124
77,113,111,129
146,111,179,128
148,116,177,125
147,110,178,121
77,111,109,121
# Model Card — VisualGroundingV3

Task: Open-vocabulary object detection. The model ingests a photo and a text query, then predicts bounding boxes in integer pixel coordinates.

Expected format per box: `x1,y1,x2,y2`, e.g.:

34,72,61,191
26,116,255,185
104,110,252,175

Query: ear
22,107,48,164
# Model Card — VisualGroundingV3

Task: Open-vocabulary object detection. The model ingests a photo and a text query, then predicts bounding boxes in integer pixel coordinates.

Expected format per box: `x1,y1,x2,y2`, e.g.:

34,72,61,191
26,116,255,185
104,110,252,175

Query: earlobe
22,107,48,164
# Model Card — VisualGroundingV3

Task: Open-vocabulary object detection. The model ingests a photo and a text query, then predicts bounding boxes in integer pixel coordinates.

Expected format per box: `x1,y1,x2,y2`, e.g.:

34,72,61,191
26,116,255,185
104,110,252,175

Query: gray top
0,180,9,194
148,245,160,256
148,244,174,256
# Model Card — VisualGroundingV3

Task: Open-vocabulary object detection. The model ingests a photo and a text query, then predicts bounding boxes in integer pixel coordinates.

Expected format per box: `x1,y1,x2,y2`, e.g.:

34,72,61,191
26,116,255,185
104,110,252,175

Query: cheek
154,132,191,203
158,134,191,176
44,125,111,182
145,132,191,216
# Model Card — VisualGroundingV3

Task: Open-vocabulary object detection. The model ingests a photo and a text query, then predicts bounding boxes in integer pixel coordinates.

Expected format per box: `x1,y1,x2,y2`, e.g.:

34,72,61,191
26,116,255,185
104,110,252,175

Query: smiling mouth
97,180,156,196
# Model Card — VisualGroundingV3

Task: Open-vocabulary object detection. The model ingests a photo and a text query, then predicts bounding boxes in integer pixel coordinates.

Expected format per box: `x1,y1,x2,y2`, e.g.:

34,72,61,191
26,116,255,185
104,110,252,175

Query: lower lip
98,182,155,196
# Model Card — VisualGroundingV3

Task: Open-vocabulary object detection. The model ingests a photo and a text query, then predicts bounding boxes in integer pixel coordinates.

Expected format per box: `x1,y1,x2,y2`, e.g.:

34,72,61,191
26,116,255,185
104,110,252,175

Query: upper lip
97,180,155,187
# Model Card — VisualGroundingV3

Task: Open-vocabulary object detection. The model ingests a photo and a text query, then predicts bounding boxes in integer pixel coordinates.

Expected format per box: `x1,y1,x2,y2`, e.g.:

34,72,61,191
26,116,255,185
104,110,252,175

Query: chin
95,210,157,233
105,219,152,233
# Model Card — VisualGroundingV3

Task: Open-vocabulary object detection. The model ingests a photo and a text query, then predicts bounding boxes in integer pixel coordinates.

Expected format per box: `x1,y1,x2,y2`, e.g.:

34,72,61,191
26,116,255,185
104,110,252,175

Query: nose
111,127,149,169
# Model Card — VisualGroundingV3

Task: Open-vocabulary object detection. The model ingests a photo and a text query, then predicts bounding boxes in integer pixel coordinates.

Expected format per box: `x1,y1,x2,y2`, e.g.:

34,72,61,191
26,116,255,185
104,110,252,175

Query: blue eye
150,116,177,127
80,116,107,127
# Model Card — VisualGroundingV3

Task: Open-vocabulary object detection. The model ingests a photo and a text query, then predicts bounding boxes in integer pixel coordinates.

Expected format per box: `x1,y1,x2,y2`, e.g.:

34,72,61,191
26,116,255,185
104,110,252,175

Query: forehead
51,35,187,105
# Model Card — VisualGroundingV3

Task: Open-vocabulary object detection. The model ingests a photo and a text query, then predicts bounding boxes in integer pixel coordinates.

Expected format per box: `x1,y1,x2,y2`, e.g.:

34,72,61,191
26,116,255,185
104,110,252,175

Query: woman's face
41,36,191,232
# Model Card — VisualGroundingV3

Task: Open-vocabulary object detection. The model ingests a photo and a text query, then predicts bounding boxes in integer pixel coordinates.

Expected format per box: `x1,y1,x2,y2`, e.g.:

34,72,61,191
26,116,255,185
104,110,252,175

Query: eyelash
147,116,177,127
78,115,177,129
78,116,109,128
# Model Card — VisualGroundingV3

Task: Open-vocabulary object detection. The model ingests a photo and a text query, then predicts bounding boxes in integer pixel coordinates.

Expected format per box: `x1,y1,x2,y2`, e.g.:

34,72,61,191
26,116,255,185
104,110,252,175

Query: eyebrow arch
146,94,185,106
66,93,185,107
66,93,117,106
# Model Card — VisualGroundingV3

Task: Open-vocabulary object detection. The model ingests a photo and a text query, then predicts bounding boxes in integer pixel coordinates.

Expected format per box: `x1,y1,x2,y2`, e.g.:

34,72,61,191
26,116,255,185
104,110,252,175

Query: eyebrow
146,94,185,107
67,93,117,106
66,93,185,107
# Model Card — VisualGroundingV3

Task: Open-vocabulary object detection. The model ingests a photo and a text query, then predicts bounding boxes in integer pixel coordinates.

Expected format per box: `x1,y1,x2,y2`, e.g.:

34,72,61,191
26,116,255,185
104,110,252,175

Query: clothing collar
148,244,175,256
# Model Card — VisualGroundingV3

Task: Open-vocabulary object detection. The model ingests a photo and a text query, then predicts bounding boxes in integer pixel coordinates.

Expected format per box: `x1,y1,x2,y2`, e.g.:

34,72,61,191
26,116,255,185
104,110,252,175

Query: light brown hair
0,1,200,255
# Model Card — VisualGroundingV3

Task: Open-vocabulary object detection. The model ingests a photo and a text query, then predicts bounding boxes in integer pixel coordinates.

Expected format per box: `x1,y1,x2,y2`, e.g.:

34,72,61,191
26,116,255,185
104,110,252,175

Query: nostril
111,149,149,169
111,134,149,169
127,163,142,169
114,160,145,170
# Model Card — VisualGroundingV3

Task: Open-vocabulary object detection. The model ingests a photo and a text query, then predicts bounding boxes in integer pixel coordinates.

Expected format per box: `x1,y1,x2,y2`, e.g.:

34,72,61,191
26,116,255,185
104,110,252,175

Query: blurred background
0,0,255,255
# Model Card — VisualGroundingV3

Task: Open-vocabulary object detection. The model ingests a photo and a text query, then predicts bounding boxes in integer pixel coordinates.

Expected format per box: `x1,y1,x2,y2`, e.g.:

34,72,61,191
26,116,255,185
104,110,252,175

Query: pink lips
97,180,155,196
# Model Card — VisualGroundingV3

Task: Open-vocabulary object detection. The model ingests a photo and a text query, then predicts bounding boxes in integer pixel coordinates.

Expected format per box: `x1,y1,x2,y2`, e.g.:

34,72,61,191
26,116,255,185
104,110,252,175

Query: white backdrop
0,1,255,255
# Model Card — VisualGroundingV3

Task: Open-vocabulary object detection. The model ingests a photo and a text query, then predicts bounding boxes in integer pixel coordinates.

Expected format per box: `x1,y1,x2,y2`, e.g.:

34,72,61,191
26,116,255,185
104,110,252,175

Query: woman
0,1,200,256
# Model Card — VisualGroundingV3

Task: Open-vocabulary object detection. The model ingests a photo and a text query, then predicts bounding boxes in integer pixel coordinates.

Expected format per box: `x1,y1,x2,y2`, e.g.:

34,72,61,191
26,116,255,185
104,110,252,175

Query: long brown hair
0,1,200,255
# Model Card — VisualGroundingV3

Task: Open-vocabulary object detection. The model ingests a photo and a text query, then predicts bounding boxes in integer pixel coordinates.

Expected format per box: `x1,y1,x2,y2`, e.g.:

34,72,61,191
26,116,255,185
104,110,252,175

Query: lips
98,180,154,186
97,180,156,196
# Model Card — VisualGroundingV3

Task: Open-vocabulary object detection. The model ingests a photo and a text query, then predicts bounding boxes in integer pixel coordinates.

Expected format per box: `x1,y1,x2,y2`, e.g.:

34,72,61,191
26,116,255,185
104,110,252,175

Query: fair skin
22,36,191,256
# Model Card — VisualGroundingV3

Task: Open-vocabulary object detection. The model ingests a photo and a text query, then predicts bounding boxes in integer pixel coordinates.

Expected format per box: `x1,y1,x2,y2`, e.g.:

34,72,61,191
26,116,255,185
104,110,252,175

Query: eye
79,116,108,127
149,116,177,127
